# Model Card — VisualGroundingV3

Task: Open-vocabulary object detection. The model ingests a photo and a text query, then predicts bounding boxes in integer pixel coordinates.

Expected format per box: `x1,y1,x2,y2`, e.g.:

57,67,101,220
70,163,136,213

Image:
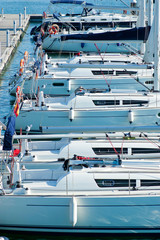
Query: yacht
1,156,160,234
30,0,138,36
42,26,150,53
9,52,154,97
14,88,160,133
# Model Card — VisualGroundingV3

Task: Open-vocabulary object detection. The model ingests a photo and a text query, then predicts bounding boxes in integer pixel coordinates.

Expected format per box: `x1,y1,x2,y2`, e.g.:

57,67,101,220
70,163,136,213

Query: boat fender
70,197,77,226
20,59,24,67
43,11,46,19
38,91,45,107
69,107,74,121
67,79,71,92
24,51,28,63
16,86,22,103
81,42,85,48
43,53,48,62
19,59,24,76
128,110,134,124
0,237,10,240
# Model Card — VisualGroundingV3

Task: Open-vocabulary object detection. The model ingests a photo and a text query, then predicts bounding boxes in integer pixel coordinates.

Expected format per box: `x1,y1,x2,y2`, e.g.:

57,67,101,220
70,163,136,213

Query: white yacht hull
9,76,153,96
1,194,160,234
15,107,160,133
42,36,142,53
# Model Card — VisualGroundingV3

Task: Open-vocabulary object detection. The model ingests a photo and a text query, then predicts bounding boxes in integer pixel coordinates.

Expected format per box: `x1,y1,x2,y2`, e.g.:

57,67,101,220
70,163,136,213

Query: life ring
49,24,59,35
43,11,46,19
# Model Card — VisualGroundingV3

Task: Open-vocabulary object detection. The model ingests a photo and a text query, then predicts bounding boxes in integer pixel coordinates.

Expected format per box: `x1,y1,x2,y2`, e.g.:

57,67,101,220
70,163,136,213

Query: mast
154,0,160,91
143,0,154,63
137,0,146,54
147,0,153,26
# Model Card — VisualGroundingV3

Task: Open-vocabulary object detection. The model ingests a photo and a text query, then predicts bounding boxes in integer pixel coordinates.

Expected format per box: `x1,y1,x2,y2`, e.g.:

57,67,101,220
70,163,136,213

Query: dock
0,12,42,74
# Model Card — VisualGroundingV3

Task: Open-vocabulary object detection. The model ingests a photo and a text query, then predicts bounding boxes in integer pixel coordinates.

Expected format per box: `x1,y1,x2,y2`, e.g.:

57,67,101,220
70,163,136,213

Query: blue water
1,1,157,240
0,0,126,14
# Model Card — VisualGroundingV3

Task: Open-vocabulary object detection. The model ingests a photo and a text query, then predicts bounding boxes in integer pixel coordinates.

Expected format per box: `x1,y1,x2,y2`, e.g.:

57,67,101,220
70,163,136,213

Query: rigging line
94,43,111,90
140,133,160,148
128,73,152,91
46,37,57,50
105,134,119,156
121,43,141,56
120,66,152,91
119,0,130,8
94,43,104,62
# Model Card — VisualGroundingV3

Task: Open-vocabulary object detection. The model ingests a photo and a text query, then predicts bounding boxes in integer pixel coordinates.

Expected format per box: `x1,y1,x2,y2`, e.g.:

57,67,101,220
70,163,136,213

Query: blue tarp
61,26,151,42
3,115,16,151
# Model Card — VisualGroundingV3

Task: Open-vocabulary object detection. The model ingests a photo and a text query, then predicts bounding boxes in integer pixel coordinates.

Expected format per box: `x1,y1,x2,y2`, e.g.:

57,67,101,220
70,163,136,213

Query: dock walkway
0,13,31,74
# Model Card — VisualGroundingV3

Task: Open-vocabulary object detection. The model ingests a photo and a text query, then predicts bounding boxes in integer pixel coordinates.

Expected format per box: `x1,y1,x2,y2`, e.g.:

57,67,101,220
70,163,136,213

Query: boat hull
1,194,160,234
42,37,142,53
9,76,153,96
15,108,160,133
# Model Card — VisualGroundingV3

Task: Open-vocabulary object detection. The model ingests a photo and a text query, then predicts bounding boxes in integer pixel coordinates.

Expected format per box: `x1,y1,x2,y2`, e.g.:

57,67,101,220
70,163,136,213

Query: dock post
1,8,4,17
0,42,1,63
6,30,10,47
13,20,16,35
24,7,26,20
19,13,22,27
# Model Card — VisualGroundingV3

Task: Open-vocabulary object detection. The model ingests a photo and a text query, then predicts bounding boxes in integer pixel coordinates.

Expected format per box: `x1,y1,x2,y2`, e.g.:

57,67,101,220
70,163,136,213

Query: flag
14,102,19,117
3,115,16,151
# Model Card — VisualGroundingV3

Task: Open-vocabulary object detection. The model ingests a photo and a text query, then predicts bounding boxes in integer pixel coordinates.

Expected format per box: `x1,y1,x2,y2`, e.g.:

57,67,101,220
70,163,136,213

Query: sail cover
61,26,151,42
3,115,16,151
50,0,93,6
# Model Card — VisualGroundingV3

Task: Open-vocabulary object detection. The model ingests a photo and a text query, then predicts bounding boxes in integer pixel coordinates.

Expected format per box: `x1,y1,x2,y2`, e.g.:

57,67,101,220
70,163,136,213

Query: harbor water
0,0,159,240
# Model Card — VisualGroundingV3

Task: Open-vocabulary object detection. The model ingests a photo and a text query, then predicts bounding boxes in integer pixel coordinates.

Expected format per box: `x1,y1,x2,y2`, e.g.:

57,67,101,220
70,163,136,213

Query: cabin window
116,70,137,75
92,70,114,75
92,147,128,155
123,100,148,105
91,19,95,21
141,180,160,187
93,100,120,106
101,19,107,21
95,179,136,188
110,60,131,63
145,81,154,84
52,83,64,86
132,148,160,154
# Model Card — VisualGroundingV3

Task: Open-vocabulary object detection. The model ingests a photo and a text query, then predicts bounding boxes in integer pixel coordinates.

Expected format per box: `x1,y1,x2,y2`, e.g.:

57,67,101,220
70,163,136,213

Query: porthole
52,83,64,86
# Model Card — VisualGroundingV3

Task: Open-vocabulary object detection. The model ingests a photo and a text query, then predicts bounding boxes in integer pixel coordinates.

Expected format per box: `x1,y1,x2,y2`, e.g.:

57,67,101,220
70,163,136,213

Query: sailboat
1,153,160,234
41,0,149,53
30,0,138,37
9,58,154,97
